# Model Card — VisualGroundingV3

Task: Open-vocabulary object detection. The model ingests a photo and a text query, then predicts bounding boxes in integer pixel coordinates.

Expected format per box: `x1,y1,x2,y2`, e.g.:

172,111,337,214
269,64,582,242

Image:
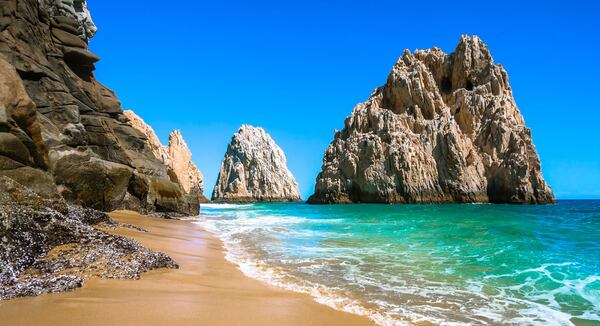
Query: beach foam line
196,220,406,325
198,218,599,325
201,203,254,209
197,219,496,325
196,204,600,325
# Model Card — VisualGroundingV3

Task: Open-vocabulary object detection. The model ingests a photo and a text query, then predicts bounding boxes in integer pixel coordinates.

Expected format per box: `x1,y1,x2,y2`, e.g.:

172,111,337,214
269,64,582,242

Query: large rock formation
212,125,301,202
0,0,199,214
308,35,555,204
124,110,208,203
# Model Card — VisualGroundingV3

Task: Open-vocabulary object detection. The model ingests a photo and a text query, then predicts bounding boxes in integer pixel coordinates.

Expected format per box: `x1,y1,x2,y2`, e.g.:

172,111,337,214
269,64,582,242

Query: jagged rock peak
212,125,301,202
123,110,208,203
308,35,555,204
167,130,206,200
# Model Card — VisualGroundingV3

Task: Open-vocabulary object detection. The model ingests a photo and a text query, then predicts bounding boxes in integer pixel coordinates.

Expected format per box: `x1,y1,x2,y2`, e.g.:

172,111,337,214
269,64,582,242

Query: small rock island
212,125,301,202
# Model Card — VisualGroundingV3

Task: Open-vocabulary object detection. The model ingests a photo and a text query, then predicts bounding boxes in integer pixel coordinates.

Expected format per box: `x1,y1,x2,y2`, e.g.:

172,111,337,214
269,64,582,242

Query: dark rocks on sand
0,176,177,300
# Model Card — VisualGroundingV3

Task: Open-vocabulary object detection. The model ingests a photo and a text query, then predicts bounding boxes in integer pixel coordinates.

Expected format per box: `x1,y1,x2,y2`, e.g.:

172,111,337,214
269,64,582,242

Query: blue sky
88,1,599,200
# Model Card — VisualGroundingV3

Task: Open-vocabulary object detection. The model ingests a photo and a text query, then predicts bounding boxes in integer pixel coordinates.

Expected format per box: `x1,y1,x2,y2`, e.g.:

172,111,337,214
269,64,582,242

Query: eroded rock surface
309,35,554,204
124,110,208,204
212,125,301,202
0,176,177,300
0,57,58,198
0,0,199,214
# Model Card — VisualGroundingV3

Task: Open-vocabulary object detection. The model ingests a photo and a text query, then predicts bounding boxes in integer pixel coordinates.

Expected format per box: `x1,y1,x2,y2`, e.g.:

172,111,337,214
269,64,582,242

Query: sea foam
196,201,600,325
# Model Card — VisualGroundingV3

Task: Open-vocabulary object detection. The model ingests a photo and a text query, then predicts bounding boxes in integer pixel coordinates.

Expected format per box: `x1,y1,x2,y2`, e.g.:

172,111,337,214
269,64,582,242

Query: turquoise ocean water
197,201,600,325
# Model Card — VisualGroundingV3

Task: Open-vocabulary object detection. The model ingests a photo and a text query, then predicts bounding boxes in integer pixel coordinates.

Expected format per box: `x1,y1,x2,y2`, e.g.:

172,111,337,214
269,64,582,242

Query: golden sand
0,211,373,326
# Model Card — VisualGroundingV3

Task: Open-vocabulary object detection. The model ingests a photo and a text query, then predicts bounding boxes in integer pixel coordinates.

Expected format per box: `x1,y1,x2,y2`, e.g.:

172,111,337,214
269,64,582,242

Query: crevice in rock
466,79,474,91
17,69,47,82
441,76,452,94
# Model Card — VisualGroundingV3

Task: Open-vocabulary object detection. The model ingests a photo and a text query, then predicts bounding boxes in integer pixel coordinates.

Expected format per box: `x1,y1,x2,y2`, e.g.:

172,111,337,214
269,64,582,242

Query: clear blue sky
88,0,599,200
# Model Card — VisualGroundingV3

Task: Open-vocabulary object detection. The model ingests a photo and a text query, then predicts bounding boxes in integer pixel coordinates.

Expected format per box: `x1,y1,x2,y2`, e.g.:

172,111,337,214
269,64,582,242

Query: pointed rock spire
212,125,301,202
124,110,208,203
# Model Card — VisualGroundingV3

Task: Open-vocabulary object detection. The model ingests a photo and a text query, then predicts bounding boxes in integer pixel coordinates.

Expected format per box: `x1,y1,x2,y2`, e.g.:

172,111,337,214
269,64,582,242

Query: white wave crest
201,203,253,209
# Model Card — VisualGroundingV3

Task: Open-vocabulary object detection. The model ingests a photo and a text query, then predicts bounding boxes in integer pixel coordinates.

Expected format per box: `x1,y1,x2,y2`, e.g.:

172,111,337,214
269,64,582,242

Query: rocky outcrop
0,176,177,300
167,130,208,202
308,35,555,204
124,110,208,203
0,0,199,214
212,125,301,202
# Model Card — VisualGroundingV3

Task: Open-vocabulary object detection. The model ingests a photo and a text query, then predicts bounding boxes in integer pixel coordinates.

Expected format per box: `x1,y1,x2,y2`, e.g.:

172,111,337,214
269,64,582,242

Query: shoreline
199,208,398,326
0,210,373,326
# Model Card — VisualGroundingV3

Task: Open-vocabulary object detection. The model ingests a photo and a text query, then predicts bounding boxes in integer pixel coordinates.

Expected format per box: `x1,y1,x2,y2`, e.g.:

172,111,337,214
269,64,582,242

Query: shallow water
197,201,600,325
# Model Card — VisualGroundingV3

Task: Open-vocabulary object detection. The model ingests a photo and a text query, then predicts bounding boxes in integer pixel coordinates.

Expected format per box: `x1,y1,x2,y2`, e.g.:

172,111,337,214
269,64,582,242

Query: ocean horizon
198,201,600,325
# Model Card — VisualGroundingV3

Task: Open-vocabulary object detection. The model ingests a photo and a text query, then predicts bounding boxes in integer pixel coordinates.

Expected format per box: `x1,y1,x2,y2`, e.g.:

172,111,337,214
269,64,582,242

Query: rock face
212,125,301,202
0,57,58,199
0,0,199,214
308,35,555,204
167,130,208,203
124,110,208,203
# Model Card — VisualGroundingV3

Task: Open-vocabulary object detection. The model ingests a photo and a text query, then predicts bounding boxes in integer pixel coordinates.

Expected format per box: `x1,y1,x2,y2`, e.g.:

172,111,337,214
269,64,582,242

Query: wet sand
0,210,373,326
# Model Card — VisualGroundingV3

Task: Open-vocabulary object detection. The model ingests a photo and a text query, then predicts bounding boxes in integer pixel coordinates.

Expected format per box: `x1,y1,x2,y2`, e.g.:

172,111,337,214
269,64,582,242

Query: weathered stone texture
124,110,208,204
0,0,199,214
0,176,177,300
309,36,555,204
213,125,301,202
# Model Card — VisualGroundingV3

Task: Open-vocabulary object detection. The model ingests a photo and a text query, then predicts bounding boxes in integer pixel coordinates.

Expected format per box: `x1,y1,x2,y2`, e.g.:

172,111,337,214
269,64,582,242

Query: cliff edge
0,0,200,214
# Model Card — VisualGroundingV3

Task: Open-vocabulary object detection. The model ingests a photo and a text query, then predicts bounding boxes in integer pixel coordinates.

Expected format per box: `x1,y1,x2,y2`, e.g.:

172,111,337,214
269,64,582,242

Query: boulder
53,154,133,211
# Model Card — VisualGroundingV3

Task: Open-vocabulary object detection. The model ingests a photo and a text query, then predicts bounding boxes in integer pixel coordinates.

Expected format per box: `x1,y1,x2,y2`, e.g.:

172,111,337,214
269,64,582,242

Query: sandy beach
0,211,372,326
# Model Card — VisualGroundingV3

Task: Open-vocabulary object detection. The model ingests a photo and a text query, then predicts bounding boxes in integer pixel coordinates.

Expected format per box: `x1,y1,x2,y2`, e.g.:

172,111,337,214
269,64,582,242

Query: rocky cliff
212,125,301,202
308,35,555,204
0,56,58,199
124,110,208,203
0,0,199,214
